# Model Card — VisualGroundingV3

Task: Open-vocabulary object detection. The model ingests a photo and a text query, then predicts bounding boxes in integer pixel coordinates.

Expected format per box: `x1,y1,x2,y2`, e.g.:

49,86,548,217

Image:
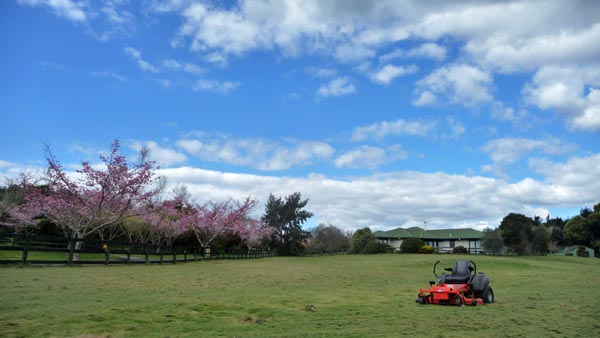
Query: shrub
576,246,589,257
400,238,425,253
421,245,434,254
453,245,469,254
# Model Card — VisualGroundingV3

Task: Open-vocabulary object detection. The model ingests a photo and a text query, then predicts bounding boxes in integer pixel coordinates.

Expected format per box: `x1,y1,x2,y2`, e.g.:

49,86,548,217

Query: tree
350,227,386,253
242,219,273,250
499,213,533,254
189,197,259,248
564,216,591,245
263,192,313,254
308,223,350,253
563,203,600,255
400,237,425,253
481,228,503,255
546,216,566,252
15,141,157,246
531,224,550,255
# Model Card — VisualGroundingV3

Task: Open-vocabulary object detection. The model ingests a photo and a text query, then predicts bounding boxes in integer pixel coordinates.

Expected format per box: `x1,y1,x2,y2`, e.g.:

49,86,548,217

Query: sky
1,0,599,231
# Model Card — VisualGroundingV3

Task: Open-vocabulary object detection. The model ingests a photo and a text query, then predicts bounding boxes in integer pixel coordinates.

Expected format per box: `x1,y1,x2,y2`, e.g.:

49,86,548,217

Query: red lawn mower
416,260,494,306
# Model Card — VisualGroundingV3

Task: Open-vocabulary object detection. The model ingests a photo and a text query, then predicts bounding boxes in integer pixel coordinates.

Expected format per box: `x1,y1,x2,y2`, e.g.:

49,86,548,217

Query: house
553,245,595,258
373,226,484,253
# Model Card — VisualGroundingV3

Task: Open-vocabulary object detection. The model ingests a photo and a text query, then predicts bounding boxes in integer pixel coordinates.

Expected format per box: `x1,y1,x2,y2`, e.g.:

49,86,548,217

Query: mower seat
442,260,473,284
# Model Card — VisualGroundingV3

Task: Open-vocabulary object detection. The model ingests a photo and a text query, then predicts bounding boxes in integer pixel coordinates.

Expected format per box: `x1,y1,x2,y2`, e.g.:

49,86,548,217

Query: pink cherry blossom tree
188,197,259,248
140,197,192,246
242,218,273,250
15,140,157,246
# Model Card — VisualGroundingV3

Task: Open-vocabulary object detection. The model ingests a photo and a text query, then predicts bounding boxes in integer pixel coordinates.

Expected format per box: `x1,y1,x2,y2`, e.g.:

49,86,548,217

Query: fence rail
0,233,275,265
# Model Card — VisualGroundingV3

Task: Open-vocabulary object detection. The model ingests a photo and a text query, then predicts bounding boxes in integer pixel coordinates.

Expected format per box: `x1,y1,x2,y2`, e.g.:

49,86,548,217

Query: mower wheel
481,286,494,303
455,297,462,306
416,296,426,304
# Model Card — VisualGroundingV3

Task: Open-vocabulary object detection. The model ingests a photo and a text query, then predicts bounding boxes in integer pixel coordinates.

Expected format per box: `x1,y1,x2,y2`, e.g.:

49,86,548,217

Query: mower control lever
433,260,440,279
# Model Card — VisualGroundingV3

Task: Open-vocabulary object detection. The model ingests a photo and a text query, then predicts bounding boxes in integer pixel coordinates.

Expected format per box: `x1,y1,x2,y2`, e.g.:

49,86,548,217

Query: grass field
1,254,599,337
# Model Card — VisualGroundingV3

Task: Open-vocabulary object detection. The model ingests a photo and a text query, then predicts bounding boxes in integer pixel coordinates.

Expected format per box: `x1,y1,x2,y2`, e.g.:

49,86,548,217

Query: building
552,245,595,258
373,227,484,253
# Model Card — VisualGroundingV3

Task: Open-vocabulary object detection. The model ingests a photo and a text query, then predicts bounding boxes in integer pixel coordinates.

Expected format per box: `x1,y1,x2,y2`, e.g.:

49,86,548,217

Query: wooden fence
0,233,275,265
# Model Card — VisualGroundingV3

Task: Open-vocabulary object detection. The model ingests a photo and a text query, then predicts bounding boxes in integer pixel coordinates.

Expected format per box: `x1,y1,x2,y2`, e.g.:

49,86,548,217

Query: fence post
21,235,30,264
144,245,149,264
127,244,131,264
104,243,110,265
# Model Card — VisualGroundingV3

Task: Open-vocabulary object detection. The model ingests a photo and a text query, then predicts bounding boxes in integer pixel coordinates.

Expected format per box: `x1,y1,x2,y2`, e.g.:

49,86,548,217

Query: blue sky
1,0,599,231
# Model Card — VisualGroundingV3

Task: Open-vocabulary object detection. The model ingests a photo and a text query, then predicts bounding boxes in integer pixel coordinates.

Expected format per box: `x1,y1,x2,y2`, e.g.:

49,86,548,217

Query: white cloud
413,64,493,107
124,47,158,73
524,65,600,131
334,146,387,169
352,118,435,141
481,137,576,165
128,141,187,167
156,152,600,230
371,64,418,86
193,79,241,94
380,43,447,63
19,0,87,23
529,153,600,204
176,134,335,171
305,67,337,78
334,145,407,169
317,77,356,97
162,59,204,75
156,0,420,62
490,101,529,126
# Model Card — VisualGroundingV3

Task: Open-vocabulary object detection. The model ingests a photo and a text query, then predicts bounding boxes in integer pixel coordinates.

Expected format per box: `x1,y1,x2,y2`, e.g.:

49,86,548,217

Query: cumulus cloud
371,64,418,86
317,77,356,97
481,137,576,165
334,145,407,169
380,43,447,62
155,152,600,230
176,134,335,171
18,0,87,23
413,63,493,107
128,141,187,167
524,65,600,131
352,118,435,141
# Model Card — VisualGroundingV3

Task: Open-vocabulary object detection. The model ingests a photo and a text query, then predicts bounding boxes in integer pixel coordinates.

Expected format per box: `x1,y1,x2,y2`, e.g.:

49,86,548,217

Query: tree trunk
68,232,84,263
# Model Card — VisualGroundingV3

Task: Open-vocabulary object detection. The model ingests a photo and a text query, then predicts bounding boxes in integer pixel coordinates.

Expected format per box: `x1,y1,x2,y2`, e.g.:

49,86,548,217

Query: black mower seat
441,260,473,284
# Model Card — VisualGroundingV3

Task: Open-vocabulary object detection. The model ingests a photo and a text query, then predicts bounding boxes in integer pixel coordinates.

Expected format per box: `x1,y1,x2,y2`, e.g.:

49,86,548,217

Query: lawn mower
416,260,494,306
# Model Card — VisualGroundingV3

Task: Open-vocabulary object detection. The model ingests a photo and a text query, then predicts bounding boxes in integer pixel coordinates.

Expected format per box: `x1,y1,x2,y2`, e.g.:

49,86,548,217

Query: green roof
374,227,483,240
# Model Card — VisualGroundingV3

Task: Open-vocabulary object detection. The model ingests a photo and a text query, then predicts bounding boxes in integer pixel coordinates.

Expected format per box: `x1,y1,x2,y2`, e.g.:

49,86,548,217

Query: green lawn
1,255,599,337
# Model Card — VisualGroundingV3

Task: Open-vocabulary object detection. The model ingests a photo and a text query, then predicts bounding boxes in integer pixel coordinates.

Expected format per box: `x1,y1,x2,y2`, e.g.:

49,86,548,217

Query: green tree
531,224,550,255
400,237,425,253
564,216,591,245
350,227,383,254
481,228,503,255
308,223,350,253
263,192,313,255
546,216,566,251
499,213,533,254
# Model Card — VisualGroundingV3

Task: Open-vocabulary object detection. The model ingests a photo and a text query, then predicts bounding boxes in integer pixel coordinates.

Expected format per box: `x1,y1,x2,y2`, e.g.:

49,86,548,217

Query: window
449,240,455,248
